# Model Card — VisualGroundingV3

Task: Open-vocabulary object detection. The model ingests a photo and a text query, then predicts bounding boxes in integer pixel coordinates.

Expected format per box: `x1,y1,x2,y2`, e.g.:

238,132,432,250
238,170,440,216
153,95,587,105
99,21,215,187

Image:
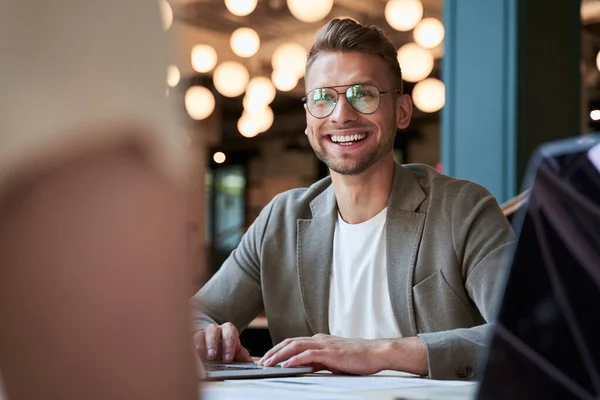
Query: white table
200,370,478,400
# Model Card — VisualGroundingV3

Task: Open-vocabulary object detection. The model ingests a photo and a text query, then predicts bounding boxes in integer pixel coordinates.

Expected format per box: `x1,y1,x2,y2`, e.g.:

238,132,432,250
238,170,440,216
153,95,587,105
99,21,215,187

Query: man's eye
355,91,375,99
317,95,334,102
312,93,334,103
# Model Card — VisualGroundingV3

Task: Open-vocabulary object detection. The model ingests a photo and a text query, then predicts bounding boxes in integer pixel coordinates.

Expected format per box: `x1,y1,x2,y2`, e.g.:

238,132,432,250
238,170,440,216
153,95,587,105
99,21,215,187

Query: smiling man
190,18,514,380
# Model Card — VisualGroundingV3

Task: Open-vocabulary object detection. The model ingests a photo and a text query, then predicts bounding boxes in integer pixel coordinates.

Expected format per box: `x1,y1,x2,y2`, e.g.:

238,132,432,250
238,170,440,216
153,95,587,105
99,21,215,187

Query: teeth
331,133,367,143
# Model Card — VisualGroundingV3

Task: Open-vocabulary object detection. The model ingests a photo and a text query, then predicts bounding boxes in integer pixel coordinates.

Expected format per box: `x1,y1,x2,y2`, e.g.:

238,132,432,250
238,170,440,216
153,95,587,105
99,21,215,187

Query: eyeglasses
302,83,401,119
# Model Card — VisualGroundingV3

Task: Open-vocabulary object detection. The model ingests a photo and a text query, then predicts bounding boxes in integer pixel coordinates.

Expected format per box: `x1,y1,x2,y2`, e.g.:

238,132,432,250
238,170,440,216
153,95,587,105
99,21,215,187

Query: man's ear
396,94,413,130
304,104,310,135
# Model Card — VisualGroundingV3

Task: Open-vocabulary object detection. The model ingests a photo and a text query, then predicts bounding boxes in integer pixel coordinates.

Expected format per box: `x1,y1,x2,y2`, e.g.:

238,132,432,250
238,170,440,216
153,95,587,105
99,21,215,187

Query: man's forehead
305,51,391,91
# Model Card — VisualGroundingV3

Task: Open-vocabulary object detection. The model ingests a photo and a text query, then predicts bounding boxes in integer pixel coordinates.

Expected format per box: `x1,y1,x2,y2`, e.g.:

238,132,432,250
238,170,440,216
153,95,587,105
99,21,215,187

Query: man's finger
220,322,239,363
281,349,325,368
259,338,292,364
262,340,316,367
192,349,207,380
193,331,206,357
259,337,309,365
203,324,221,360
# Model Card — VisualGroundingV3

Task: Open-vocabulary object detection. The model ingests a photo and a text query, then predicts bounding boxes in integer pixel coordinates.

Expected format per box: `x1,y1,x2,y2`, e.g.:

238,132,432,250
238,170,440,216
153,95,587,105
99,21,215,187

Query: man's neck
331,154,395,224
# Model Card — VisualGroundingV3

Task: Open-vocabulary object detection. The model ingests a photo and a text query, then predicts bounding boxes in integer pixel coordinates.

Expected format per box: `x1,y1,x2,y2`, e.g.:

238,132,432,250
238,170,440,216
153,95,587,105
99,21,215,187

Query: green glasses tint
302,83,400,119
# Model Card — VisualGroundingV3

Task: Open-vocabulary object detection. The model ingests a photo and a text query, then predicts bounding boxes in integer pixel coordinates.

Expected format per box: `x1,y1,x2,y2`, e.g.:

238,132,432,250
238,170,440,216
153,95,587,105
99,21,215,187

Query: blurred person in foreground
191,18,515,380
0,1,198,399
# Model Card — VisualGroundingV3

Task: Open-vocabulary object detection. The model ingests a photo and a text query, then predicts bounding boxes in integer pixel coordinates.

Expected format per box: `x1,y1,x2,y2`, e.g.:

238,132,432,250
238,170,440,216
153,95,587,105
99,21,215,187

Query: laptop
202,360,313,381
477,134,600,399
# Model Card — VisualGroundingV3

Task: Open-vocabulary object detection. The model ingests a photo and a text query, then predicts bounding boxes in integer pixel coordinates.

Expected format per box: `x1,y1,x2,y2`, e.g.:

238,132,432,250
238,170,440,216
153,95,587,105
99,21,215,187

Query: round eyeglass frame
302,83,401,119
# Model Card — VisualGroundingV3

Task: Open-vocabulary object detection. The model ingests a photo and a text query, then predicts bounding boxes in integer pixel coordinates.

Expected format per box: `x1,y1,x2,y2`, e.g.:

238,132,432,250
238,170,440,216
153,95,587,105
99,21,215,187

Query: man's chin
329,165,366,176
326,159,374,176
313,148,382,176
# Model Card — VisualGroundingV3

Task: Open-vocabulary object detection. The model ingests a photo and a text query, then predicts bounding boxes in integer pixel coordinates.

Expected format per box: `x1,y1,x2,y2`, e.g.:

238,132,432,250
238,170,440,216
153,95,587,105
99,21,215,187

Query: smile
329,133,368,145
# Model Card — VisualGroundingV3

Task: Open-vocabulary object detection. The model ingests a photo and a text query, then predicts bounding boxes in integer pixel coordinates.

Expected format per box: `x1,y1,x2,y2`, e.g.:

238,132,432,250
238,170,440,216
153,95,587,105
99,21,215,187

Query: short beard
311,132,395,176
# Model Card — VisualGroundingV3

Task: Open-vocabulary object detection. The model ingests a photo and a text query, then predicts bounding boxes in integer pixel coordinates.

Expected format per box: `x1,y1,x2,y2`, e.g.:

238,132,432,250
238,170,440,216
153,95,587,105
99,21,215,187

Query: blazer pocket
412,270,476,333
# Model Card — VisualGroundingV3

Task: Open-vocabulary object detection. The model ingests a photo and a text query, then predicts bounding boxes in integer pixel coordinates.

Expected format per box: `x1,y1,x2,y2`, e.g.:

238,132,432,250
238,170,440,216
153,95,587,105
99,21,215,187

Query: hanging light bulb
224,0,257,16
167,65,180,87
286,0,334,23
243,95,264,114
185,86,216,120
213,152,226,164
230,27,260,58
213,61,249,98
159,0,173,30
413,18,445,48
271,69,298,92
257,106,274,132
191,44,218,73
412,78,445,113
238,113,261,138
385,0,423,32
238,106,274,137
271,43,307,79
245,106,274,133
397,43,434,82
246,76,276,105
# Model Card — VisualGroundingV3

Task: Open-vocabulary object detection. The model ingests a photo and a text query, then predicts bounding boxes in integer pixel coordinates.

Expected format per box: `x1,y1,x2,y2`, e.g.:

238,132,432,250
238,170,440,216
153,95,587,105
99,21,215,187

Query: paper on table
201,384,355,400
226,375,473,393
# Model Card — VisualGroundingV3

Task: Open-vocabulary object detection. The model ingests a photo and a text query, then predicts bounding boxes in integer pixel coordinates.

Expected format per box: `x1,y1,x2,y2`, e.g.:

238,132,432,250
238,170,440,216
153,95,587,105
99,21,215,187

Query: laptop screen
477,136,600,399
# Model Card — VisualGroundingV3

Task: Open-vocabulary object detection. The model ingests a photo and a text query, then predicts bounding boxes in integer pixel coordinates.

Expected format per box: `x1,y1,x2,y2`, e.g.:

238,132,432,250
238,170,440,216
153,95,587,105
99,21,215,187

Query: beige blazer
191,162,515,380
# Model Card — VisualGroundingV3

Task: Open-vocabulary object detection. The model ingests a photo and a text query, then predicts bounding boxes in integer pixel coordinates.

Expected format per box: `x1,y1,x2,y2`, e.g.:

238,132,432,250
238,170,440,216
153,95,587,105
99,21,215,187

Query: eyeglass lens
306,84,381,118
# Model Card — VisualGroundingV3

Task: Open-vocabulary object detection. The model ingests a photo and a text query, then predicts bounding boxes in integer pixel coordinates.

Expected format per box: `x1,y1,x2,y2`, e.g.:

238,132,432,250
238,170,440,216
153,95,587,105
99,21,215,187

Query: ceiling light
286,0,334,23
224,0,257,17
412,78,445,113
271,42,307,79
385,0,423,32
192,44,218,73
271,69,298,92
397,43,434,82
167,65,180,87
185,86,216,120
246,76,276,105
238,114,261,138
213,152,226,164
413,18,445,49
230,27,260,58
213,61,249,98
159,0,173,30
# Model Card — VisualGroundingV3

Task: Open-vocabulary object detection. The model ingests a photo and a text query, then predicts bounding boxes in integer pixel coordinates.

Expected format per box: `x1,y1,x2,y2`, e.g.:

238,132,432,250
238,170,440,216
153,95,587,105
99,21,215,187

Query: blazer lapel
386,163,427,338
297,185,337,335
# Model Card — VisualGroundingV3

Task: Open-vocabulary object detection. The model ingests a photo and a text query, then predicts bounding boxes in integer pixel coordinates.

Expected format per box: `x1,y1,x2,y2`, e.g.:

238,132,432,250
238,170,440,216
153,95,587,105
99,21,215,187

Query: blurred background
158,0,600,287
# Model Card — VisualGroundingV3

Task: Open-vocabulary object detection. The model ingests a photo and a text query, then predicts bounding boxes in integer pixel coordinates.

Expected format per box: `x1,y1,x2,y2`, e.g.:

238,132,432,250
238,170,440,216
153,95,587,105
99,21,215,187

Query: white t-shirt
328,208,401,339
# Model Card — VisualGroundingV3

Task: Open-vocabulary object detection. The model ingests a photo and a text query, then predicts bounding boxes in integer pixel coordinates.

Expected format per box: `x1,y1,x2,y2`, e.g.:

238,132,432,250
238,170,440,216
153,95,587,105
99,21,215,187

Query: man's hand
257,334,389,375
258,334,429,376
193,322,253,363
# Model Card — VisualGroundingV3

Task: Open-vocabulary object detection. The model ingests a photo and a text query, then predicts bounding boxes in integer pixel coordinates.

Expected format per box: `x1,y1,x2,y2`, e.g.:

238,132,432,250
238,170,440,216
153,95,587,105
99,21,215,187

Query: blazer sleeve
418,182,516,380
189,196,277,333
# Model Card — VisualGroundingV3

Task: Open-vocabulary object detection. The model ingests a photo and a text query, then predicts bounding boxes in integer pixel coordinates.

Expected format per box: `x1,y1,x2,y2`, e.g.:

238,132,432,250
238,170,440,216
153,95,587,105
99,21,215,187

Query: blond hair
306,18,403,92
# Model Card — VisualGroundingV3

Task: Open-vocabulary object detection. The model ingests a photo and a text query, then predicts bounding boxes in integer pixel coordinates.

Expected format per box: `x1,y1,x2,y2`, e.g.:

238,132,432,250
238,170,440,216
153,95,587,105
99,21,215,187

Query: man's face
304,51,412,175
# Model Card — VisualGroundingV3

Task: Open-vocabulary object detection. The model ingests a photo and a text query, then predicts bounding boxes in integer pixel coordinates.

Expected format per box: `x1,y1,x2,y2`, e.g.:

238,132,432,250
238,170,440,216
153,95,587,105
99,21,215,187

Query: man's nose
329,94,359,124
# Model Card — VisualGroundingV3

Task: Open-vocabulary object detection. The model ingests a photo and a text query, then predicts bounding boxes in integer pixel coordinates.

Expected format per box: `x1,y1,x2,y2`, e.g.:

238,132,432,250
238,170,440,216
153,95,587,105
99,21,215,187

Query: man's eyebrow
308,80,381,91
